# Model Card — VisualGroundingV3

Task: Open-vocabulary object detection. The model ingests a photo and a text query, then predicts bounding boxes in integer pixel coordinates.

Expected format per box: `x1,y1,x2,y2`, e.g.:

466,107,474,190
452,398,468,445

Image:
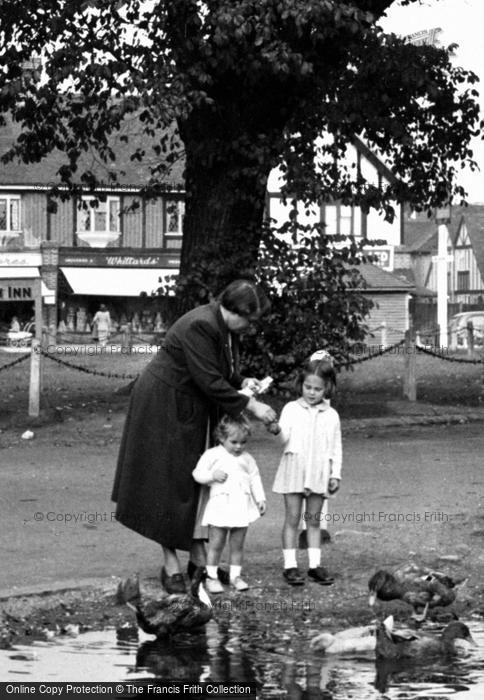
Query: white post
380,322,387,349
437,223,449,349
29,338,41,417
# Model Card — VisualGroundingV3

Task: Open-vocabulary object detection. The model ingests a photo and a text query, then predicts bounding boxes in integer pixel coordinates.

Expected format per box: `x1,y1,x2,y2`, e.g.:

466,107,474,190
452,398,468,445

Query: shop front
58,249,180,338
0,251,55,344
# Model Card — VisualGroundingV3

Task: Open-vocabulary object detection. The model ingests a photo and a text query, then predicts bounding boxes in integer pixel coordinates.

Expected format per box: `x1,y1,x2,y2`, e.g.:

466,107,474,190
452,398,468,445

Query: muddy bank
2,545,484,651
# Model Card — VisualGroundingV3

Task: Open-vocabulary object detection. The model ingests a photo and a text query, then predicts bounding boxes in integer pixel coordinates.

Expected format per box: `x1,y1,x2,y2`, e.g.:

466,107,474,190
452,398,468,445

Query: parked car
448,311,484,347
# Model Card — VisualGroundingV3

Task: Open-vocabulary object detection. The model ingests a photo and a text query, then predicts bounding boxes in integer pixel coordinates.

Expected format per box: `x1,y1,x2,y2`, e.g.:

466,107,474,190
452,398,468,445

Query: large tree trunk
177,109,275,294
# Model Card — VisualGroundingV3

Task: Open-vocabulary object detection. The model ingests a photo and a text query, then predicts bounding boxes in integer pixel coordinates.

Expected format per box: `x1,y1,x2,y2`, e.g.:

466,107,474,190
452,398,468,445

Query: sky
381,0,484,202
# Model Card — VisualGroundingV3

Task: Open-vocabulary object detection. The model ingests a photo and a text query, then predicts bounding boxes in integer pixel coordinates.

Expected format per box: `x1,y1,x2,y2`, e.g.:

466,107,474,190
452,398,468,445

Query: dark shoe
307,566,335,586
321,530,331,544
161,566,187,593
283,568,305,586
187,560,228,584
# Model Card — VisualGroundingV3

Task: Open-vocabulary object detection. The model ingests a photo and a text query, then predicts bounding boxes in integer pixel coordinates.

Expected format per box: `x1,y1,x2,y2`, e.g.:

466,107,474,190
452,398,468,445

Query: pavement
343,399,484,431
2,398,484,601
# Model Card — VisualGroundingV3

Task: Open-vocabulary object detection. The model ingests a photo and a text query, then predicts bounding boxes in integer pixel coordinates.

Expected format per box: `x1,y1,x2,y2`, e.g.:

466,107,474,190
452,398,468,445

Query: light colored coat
193,445,265,527
273,398,342,494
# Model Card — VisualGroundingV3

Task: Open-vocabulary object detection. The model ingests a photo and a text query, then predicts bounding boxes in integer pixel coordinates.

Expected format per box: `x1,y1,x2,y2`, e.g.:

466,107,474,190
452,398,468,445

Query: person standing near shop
92,304,111,348
112,279,277,593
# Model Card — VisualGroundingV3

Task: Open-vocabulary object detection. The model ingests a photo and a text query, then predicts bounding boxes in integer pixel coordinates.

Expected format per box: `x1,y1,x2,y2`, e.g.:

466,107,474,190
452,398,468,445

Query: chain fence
39,348,138,380
0,353,30,373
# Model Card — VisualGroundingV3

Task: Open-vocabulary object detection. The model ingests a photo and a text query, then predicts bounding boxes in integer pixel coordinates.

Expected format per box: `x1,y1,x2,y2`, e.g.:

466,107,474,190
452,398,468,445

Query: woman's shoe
307,566,335,586
160,566,187,593
283,568,305,586
187,561,229,584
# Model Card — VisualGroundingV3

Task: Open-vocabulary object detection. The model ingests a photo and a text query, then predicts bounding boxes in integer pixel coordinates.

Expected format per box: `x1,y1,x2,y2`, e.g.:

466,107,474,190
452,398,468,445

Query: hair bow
310,349,333,364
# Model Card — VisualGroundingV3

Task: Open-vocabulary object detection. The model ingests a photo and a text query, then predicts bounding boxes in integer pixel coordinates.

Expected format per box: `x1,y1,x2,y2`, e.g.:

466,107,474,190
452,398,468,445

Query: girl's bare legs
228,527,247,566
305,493,334,584
305,493,325,549
206,526,228,567
228,527,248,589
282,493,304,549
205,527,228,592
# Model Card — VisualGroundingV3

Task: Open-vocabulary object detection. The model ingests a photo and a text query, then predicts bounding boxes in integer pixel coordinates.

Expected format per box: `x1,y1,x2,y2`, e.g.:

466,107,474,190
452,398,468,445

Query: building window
324,203,358,236
165,199,185,236
78,196,120,233
0,195,21,246
457,271,470,291
0,195,21,232
76,196,120,248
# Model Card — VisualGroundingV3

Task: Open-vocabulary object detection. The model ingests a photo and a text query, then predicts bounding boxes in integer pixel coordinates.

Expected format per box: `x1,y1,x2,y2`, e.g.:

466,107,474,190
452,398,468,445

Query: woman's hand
247,398,277,424
328,478,340,494
241,377,262,394
258,500,266,516
213,469,228,483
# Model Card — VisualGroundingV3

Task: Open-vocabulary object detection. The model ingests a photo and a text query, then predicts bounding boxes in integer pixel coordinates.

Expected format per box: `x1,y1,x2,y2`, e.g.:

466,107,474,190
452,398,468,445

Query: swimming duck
310,623,376,653
117,566,212,638
375,615,476,660
368,564,459,621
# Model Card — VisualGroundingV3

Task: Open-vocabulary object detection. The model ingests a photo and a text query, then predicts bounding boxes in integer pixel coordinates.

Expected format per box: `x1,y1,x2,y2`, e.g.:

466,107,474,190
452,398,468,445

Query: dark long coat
111,302,249,550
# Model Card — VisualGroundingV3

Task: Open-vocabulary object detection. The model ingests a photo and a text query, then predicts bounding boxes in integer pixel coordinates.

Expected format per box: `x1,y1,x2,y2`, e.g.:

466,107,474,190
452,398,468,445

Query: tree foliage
163,219,375,378
0,0,481,345
0,1,480,227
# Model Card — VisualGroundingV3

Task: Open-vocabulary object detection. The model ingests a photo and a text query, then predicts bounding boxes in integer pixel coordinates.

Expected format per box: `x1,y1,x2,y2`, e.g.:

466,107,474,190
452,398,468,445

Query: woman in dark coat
112,280,276,592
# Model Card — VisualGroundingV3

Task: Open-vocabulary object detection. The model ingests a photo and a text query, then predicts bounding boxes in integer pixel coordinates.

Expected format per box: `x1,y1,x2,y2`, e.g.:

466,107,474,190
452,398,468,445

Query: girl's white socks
206,565,218,580
308,547,321,569
230,565,242,581
283,549,297,569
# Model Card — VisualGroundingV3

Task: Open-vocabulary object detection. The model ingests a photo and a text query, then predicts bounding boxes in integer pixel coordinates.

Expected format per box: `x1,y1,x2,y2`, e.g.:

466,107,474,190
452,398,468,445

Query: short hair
214,413,252,444
218,280,270,318
295,358,337,400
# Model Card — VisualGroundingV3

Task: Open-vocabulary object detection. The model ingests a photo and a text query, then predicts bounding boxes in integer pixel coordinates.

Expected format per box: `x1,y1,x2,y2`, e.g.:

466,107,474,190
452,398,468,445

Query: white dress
193,445,265,528
272,398,342,495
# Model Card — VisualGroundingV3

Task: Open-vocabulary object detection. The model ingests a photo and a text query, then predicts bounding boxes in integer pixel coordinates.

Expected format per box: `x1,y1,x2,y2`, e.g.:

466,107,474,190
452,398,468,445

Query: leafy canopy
0,0,481,218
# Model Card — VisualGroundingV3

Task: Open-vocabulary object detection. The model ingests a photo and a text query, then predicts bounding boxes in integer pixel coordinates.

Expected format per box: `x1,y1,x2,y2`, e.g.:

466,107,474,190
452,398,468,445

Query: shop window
0,195,21,245
77,196,120,248
165,199,185,235
457,271,470,291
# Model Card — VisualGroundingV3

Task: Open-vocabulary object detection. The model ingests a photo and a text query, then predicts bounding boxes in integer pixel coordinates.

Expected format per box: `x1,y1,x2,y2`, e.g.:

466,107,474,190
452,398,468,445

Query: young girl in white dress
271,353,342,587
193,414,266,593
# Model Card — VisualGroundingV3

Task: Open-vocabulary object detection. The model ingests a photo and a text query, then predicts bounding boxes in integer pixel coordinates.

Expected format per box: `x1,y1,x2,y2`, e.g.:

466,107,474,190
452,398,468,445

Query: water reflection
0,612,483,698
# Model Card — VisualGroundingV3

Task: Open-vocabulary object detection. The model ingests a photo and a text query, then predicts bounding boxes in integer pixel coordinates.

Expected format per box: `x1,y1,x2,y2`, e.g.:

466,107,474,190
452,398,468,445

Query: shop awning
60,267,176,296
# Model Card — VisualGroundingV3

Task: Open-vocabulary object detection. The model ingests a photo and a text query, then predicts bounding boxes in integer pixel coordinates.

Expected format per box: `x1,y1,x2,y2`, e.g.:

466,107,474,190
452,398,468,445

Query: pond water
1,619,484,699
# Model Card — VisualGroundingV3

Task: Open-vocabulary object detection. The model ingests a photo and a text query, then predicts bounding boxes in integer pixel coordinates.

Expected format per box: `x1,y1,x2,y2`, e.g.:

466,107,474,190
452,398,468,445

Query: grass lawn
1,343,483,428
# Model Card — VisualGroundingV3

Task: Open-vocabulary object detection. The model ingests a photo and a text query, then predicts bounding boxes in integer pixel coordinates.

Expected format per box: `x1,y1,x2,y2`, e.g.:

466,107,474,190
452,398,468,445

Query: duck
117,566,212,638
375,614,476,660
310,623,376,653
368,563,460,621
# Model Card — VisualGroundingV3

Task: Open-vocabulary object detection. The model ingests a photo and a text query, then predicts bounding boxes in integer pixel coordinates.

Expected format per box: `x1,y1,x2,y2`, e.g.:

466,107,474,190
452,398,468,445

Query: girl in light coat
193,414,266,593
271,354,342,587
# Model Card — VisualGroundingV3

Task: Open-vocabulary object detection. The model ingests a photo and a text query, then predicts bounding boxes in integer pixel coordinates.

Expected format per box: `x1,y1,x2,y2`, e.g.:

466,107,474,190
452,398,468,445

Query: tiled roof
358,263,414,292
0,114,185,189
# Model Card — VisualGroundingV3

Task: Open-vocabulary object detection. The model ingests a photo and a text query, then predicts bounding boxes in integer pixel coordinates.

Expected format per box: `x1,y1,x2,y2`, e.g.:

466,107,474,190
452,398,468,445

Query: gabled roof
0,114,185,189
358,263,414,292
453,205,484,281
